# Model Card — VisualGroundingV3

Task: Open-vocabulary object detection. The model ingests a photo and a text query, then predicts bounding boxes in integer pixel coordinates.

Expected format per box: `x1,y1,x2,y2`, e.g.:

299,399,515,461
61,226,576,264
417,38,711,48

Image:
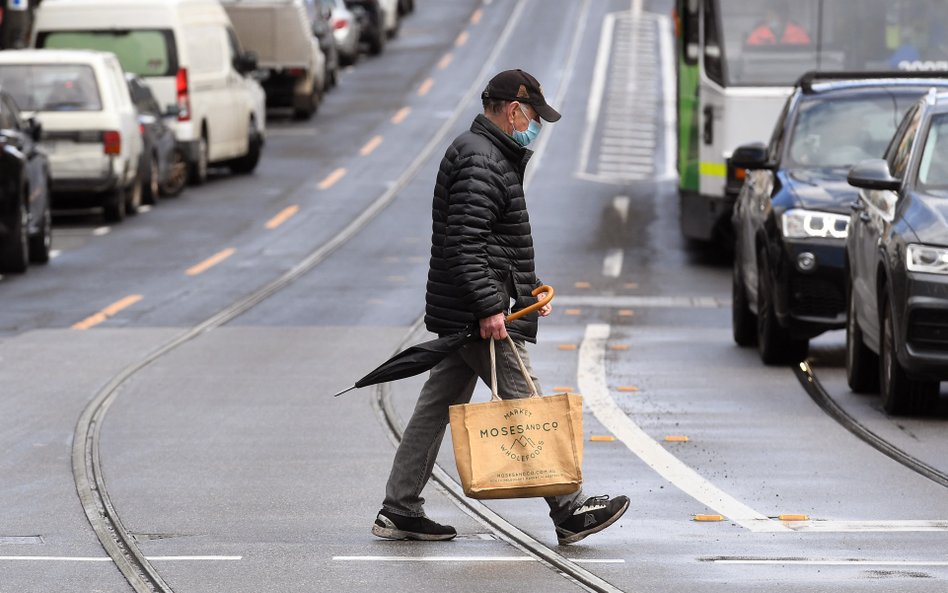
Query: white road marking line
613,196,630,225
578,12,615,175
332,556,625,564
558,295,727,308
783,520,948,532
0,556,242,562
602,248,624,278
657,13,677,181
578,323,788,533
92,226,110,236
708,558,948,567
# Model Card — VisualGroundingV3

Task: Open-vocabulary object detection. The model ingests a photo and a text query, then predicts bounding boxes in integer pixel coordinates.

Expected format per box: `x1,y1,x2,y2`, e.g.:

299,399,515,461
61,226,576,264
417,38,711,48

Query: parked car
33,0,267,184
377,0,399,39
307,0,339,91
731,72,948,364
846,89,948,414
323,0,361,66
125,73,185,203
220,0,326,120
345,0,385,56
0,88,51,273
0,49,144,222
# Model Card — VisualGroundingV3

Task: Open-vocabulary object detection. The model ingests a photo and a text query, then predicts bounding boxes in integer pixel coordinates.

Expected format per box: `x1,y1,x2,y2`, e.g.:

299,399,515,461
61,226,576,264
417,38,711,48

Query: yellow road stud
664,435,690,442
590,435,616,442
552,386,575,393
558,344,578,350
693,514,725,522
574,281,591,289
777,514,810,522
616,386,640,392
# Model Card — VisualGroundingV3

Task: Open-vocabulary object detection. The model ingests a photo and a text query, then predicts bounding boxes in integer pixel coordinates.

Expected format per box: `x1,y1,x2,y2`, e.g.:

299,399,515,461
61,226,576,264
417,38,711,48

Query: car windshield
0,64,102,112
786,93,919,168
917,114,948,188
718,0,948,86
37,29,177,77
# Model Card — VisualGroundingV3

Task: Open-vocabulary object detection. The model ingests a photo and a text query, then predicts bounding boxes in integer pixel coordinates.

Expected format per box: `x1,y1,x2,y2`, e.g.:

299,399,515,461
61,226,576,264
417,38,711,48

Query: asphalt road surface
1,0,946,592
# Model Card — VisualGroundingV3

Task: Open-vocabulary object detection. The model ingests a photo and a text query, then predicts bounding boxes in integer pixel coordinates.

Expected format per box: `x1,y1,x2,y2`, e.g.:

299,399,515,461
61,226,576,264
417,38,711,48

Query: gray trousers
382,337,584,525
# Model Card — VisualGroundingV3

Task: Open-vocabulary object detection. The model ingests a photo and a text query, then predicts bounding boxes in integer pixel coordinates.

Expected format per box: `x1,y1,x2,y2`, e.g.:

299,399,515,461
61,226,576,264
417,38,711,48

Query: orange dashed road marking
72,294,143,330
616,386,640,392
318,167,347,190
186,248,236,276
360,135,384,156
608,344,630,351
574,281,591,289
552,386,575,393
265,205,299,230
418,78,434,96
558,344,578,350
391,107,411,124
455,31,469,46
564,309,582,316
664,435,690,442
470,8,482,24
618,309,635,317
590,435,616,442
437,53,453,70
693,514,725,522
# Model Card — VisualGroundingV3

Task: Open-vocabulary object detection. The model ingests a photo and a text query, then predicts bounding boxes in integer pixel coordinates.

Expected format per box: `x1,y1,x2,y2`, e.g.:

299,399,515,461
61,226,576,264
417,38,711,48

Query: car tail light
139,123,145,136
286,67,305,77
176,68,191,122
333,18,348,30
102,131,121,155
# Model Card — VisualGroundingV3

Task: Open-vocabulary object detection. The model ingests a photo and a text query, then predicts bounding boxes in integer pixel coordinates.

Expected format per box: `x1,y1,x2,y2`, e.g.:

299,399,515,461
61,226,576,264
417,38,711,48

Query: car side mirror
729,142,772,170
27,117,42,142
236,51,258,74
847,158,901,191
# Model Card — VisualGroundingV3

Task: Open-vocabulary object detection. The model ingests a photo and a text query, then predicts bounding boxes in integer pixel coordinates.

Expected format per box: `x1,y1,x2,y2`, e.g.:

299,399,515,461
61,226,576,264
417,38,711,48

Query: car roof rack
796,70,948,94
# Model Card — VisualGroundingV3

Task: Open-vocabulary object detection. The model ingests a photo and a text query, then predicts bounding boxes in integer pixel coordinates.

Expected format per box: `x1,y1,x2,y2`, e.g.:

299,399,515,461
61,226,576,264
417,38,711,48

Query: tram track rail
66,2,552,591
794,361,948,489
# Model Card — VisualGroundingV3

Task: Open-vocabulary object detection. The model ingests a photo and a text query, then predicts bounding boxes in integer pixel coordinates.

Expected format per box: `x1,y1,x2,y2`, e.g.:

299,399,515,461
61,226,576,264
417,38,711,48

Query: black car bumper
900,272,948,380
775,238,847,338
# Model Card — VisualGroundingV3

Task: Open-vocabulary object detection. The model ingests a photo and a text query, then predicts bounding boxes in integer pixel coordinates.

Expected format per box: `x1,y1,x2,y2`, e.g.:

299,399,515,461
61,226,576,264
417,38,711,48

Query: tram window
680,0,699,65
702,0,724,84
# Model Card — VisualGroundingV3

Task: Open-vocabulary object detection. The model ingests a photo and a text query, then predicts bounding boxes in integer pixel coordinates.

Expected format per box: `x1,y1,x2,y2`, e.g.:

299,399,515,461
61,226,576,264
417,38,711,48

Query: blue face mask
511,105,541,146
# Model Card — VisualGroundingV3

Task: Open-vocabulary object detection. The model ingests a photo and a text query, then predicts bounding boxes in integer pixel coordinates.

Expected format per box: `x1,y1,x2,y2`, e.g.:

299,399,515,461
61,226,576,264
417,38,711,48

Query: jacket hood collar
471,113,532,164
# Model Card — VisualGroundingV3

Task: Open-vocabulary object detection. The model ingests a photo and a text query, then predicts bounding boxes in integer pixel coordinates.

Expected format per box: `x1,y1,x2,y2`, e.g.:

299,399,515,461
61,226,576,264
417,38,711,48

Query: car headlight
906,244,948,274
780,208,849,239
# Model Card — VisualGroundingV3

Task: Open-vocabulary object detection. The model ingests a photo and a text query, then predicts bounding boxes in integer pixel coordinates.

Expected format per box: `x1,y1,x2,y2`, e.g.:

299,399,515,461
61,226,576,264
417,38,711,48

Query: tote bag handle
488,336,539,401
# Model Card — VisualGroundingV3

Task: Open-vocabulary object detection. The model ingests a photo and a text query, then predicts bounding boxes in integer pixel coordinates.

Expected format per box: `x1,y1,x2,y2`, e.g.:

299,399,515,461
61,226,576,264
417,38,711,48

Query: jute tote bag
449,336,583,499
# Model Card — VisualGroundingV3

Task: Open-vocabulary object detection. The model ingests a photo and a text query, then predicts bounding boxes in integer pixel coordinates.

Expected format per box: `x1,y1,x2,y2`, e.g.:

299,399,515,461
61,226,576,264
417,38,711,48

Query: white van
220,0,325,120
32,0,266,184
0,49,144,222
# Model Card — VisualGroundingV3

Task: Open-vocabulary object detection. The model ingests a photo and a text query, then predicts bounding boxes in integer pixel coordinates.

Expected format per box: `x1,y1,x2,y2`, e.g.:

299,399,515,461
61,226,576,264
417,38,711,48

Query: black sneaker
555,495,630,545
371,509,457,541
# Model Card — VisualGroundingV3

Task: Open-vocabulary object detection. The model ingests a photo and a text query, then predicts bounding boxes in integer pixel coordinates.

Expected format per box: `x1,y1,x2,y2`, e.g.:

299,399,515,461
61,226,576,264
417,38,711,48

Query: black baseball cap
481,69,561,122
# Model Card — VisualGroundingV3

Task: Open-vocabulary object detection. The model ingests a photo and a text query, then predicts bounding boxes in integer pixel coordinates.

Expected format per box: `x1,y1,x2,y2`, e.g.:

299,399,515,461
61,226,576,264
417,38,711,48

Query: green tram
675,0,948,245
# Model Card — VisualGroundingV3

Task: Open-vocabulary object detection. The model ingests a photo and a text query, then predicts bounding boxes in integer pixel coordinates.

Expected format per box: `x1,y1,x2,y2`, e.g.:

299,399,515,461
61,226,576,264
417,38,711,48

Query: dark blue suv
731,72,948,365
846,89,948,414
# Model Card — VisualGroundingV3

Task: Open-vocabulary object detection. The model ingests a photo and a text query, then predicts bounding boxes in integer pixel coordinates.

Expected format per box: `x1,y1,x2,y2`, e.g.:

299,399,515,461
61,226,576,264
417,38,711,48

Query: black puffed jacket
425,114,543,342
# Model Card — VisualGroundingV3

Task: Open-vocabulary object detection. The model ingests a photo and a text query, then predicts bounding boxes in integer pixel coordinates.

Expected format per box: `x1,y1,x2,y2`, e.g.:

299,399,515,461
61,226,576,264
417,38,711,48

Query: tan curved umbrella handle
505,285,554,322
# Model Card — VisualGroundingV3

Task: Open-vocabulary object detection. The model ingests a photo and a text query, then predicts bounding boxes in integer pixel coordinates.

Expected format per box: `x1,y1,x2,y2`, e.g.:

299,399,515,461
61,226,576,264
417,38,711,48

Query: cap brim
535,102,561,123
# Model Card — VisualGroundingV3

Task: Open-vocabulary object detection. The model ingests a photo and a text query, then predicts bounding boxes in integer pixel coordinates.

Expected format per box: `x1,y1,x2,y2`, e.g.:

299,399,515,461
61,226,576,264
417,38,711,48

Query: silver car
323,0,361,66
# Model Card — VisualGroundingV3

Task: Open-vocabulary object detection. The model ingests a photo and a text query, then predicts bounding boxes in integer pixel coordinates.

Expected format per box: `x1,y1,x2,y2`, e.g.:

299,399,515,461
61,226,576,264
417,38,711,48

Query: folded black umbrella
333,285,553,397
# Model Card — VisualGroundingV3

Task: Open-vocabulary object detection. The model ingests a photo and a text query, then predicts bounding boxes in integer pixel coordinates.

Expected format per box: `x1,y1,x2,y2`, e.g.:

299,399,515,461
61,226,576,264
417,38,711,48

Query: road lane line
186,248,235,277
360,135,384,156
706,558,948,566
613,195,630,224
318,167,347,190
0,556,242,562
417,77,434,96
332,556,624,564
470,8,482,24
391,106,411,124
577,12,614,175
72,295,143,330
578,323,788,533
437,52,453,70
602,248,624,278
557,295,728,308
455,30,469,46
265,205,299,230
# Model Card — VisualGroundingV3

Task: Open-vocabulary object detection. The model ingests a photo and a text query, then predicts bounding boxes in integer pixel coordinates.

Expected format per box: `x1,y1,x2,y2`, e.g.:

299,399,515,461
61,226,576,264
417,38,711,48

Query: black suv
731,72,948,365
846,90,948,414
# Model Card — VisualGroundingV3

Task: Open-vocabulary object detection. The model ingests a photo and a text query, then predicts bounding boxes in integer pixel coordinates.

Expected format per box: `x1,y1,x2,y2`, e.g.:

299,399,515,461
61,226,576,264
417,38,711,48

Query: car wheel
756,251,808,365
142,154,160,205
124,174,142,217
293,86,320,120
0,194,29,274
732,251,757,347
188,134,209,186
27,197,51,265
879,293,938,415
102,186,126,223
845,280,879,393
160,148,188,197
229,118,262,174
368,25,385,55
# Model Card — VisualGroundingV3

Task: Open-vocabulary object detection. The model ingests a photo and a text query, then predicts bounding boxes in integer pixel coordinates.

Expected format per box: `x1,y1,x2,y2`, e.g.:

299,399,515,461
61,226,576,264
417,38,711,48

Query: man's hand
479,312,508,340
537,292,553,317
